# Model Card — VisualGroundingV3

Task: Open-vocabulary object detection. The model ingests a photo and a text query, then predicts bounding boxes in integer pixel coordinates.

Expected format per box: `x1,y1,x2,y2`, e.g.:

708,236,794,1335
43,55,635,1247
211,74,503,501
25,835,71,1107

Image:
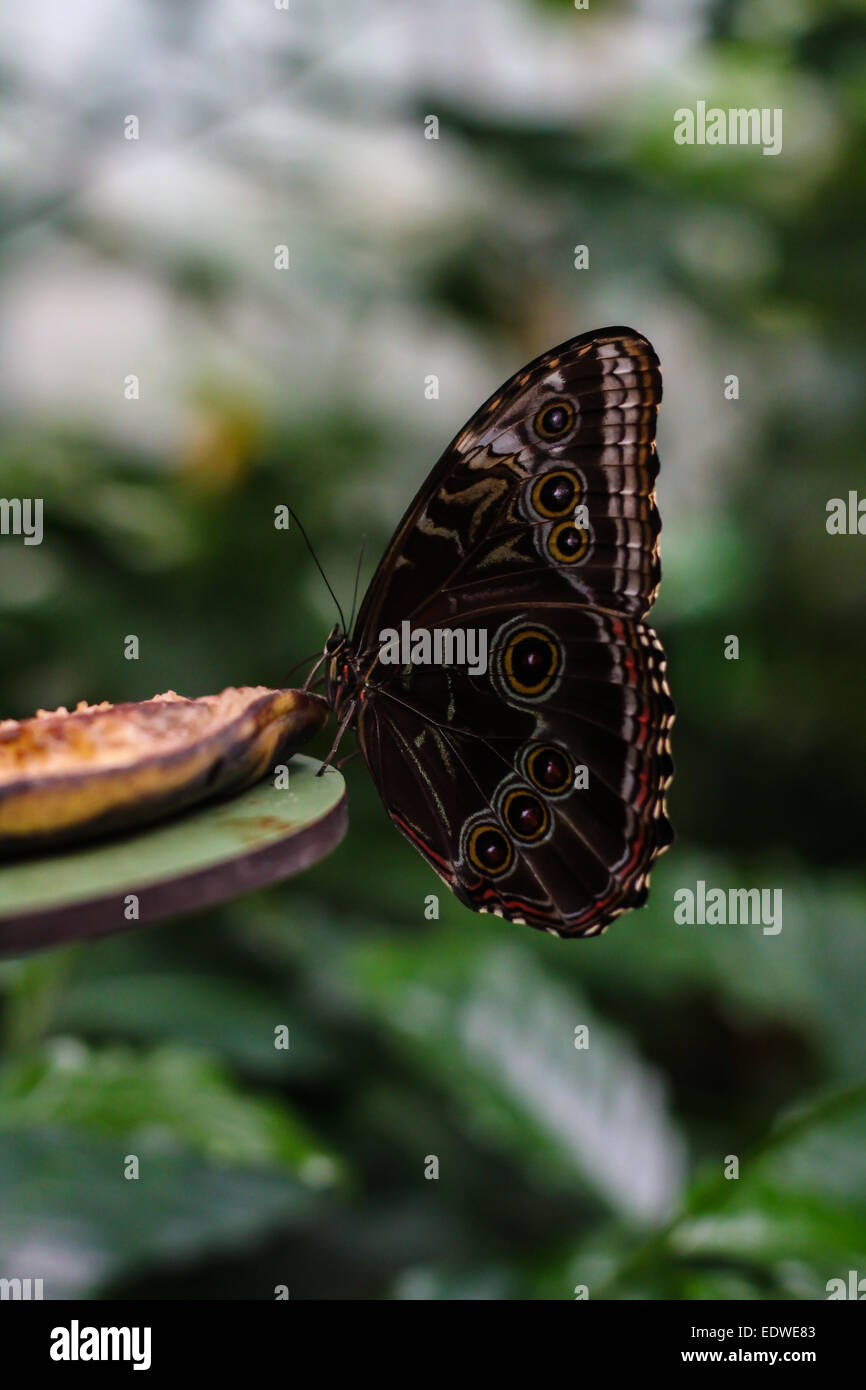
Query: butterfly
308,327,674,938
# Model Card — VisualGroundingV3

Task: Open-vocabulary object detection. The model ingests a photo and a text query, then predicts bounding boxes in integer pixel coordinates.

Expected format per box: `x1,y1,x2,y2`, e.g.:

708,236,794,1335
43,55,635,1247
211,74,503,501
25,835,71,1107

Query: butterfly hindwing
357,599,673,935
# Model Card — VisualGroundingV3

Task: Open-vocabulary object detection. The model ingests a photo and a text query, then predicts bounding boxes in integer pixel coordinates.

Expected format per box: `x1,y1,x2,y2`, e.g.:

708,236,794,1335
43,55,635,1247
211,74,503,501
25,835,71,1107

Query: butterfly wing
357,600,673,935
351,327,673,936
353,325,662,656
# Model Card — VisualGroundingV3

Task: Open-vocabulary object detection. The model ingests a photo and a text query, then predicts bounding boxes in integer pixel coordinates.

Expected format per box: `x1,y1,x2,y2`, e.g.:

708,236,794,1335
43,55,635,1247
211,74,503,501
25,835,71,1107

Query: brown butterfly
309,327,674,937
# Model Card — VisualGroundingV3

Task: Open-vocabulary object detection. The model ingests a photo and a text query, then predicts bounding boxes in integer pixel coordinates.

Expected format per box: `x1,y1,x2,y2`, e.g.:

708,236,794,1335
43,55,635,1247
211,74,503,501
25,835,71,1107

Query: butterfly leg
303,651,328,691
316,700,356,776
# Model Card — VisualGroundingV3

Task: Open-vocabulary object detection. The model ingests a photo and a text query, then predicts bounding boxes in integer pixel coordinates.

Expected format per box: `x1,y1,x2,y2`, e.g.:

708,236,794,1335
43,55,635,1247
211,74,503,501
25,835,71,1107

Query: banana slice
0,686,328,854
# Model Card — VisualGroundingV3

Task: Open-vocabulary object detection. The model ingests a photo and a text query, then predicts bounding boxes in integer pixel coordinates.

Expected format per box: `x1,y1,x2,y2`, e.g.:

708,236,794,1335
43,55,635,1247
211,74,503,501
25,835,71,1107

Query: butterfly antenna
287,507,347,633
348,534,367,636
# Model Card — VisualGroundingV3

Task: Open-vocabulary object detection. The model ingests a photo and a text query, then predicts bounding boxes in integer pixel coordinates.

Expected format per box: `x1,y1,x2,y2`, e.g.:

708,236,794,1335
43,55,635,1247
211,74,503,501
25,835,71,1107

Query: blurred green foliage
0,0,865,1298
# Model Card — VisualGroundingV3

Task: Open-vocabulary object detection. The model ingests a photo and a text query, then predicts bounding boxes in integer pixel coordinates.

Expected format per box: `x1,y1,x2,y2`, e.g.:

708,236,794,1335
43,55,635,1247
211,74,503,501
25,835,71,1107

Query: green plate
0,755,346,957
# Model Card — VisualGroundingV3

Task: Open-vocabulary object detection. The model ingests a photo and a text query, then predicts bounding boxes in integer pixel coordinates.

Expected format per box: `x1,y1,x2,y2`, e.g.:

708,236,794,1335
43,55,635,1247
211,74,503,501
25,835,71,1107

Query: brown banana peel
0,686,328,855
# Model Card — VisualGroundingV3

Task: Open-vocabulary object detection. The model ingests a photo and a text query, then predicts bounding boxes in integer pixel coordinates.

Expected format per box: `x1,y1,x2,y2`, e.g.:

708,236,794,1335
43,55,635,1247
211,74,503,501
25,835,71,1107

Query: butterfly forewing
342,326,674,936
353,327,663,652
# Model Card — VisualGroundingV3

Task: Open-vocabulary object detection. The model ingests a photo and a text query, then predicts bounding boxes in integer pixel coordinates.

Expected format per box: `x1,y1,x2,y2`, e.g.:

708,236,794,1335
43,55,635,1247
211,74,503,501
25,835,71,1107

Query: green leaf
55,966,337,1081
0,1040,343,1182
344,933,685,1224
0,1128,323,1298
594,1080,866,1300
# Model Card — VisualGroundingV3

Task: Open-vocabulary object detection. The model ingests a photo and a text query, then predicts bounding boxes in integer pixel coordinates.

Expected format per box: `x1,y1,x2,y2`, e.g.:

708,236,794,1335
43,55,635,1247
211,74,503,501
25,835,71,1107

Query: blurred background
1,0,865,1300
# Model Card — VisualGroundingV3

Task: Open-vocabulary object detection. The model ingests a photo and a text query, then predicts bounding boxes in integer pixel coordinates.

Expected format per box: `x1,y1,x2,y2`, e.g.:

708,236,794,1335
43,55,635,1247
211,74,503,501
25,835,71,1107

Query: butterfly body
316,327,674,938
